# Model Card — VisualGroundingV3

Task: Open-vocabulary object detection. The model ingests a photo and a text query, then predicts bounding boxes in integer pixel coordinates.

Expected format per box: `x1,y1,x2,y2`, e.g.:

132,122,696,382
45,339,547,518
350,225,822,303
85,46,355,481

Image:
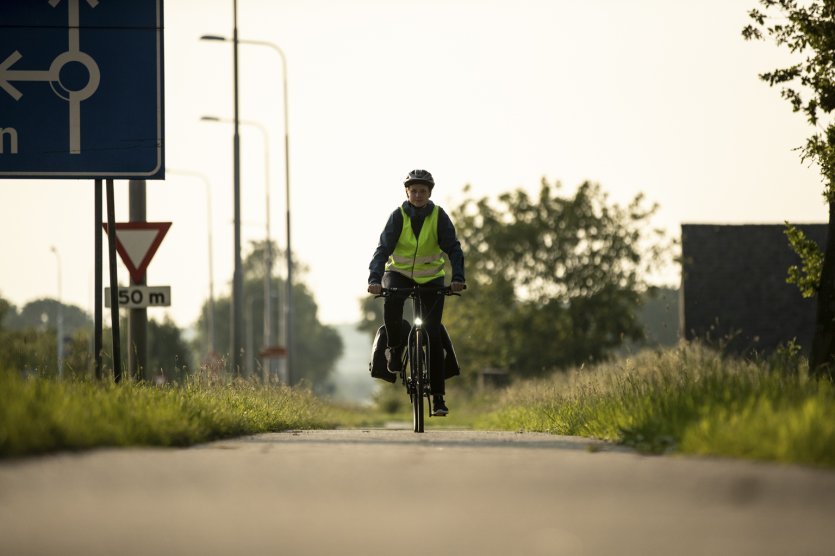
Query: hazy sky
0,0,826,330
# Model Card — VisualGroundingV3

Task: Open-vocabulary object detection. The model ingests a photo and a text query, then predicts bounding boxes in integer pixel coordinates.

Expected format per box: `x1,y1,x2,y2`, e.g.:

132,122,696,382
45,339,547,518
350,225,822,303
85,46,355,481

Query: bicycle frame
378,285,460,433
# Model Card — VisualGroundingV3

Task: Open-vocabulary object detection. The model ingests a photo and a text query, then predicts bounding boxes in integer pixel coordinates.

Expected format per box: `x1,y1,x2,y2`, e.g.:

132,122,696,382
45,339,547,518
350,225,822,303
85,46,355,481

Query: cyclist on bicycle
367,169,465,416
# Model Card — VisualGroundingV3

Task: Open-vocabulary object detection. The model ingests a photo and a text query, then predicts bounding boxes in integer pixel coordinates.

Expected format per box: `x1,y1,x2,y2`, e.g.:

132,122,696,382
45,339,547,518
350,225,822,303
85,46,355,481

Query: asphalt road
1,427,834,556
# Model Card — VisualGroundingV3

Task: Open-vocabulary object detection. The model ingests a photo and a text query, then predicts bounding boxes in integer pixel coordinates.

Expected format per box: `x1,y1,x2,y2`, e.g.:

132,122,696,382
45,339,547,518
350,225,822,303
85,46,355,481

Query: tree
636,286,680,347
0,325,55,376
5,298,92,337
0,296,15,329
0,294,94,377
193,240,343,389
117,317,193,383
0,293,194,380
357,295,383,339
744,1,835,378
441,180,666,379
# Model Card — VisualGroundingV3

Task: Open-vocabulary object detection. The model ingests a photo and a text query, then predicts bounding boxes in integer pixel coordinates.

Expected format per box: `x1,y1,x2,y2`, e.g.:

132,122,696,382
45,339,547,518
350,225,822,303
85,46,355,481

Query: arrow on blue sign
0,51,60,101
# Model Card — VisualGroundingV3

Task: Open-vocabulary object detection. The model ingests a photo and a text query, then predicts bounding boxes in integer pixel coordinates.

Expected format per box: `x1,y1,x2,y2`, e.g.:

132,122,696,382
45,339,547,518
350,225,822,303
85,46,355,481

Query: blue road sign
0,0,164,179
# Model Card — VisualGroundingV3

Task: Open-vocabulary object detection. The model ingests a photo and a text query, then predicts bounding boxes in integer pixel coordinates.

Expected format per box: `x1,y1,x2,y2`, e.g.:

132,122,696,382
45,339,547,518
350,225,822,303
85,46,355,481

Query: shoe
432,395,448,416
385,346,402,374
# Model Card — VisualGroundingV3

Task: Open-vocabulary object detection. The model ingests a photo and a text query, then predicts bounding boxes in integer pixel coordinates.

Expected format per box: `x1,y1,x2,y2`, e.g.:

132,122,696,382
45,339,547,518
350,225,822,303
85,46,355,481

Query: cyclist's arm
437,207,465,284
368,208,404,285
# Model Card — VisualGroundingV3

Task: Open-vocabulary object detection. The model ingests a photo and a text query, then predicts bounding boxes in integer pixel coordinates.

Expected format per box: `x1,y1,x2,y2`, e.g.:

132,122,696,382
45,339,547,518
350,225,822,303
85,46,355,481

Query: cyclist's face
406,184,431,207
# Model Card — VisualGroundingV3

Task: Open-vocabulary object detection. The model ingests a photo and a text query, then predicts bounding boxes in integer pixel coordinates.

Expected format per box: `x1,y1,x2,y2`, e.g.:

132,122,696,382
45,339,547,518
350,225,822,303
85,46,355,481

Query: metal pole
199,117,272,380
261,125,272,383
241,40,293,383
247,40,295,384
246,40,292,383
129,179,148,381
50,246,63,379
105,179,122,382
198,35,290,382
95,179,103,380
236,121,273,382
207,184,216,358
231,0,244,377
246,295,254,377
281,49,293,384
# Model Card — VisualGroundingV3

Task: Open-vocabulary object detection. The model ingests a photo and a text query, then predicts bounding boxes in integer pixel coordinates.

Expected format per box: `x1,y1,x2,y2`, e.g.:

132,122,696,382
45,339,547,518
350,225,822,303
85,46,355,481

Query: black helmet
404,169,435,188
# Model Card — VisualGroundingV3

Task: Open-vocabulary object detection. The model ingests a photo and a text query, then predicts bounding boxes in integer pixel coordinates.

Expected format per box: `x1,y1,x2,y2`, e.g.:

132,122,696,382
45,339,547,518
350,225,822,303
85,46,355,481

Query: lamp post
49,246,63,379
199,34,293,383
200,116,273,382
200,3,243,375
165,168,216,357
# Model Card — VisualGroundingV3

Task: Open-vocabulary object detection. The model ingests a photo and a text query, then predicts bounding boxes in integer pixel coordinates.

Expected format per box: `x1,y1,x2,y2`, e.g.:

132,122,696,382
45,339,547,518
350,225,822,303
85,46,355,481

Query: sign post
1,0,164,381
129,180,147,382
103,219,171,381
104,179,121,380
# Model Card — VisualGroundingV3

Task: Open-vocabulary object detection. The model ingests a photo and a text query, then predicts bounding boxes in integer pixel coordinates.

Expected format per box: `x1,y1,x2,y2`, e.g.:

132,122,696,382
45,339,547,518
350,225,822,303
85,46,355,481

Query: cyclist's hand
368,283,382,295
450,281,466,292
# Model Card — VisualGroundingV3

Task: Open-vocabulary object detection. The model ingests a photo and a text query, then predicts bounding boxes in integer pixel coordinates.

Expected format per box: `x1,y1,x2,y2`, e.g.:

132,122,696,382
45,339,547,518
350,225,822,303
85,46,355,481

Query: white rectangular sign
104,286,171,308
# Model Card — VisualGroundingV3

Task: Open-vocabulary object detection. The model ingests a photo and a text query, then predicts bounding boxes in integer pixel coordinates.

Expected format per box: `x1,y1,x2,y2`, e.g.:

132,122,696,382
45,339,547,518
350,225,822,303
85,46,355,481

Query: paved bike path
1,429,833,555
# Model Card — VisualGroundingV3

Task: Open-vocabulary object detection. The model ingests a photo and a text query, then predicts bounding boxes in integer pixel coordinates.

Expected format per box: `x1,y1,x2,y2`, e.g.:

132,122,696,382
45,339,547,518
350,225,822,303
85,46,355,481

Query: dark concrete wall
680,224,826,354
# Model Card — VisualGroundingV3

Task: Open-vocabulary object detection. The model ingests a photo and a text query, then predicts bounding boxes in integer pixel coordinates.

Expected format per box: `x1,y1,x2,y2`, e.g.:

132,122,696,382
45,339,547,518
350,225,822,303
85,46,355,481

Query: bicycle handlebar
375,284,466,298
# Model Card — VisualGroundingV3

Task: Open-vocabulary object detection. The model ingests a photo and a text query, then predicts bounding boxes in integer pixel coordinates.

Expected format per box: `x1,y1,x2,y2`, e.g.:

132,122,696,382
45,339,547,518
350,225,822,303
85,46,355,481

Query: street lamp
49,246,63,379
200,115,274,382
200,2,243,376
200,34,294,383
165,168,216,357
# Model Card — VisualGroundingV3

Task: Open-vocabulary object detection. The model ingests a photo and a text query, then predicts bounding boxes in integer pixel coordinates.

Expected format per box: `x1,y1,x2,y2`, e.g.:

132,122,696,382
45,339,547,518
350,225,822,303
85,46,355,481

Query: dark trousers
382,272,446,395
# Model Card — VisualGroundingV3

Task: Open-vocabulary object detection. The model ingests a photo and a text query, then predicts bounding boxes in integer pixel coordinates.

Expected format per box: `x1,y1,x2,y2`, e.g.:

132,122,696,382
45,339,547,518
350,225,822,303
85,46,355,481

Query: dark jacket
368,201,465,285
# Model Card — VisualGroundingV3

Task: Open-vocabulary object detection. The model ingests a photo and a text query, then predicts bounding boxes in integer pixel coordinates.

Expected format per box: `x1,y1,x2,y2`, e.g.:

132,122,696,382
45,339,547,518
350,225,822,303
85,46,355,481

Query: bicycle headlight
415,317,423,326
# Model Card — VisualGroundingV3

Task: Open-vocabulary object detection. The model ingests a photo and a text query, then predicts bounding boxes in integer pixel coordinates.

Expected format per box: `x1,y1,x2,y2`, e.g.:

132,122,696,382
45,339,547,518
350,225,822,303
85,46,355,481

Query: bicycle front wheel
410,329,428,433
412,385,424,433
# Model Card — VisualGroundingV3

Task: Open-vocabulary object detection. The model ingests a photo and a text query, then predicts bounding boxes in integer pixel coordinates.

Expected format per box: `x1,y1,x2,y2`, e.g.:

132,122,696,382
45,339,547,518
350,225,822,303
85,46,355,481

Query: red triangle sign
102,222,171,284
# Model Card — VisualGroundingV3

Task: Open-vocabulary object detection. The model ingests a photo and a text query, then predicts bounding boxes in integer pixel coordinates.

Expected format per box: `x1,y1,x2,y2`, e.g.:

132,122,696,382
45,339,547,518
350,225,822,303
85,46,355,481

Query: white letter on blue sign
0,128,18,154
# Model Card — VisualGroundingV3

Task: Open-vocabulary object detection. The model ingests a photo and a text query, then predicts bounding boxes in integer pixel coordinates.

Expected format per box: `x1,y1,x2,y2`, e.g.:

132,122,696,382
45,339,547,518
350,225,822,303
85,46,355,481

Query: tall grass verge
0,369,334,458
478,344,835,468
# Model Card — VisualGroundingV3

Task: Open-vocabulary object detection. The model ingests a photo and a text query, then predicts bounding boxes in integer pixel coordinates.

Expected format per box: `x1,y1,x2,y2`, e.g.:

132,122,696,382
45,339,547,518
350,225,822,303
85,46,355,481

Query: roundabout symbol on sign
0,0,102,154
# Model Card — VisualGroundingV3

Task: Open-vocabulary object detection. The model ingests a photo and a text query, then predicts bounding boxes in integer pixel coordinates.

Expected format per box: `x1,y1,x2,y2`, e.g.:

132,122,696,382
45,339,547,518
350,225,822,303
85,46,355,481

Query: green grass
476,344,835,468
6,344,835,468
0,369,335,458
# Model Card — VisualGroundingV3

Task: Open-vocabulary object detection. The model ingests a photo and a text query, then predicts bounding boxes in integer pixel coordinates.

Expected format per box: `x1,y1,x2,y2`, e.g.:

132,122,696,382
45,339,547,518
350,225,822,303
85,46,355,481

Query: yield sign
102,222,171,284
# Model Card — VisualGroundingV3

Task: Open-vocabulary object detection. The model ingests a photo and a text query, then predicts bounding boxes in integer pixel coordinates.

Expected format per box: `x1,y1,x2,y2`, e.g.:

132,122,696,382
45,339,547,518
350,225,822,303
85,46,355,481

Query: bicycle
377,285,463,433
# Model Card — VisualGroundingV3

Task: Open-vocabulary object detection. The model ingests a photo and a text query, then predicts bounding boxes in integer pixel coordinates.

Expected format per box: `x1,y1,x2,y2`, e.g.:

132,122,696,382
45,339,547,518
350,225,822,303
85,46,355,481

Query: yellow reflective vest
385,205,446,283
